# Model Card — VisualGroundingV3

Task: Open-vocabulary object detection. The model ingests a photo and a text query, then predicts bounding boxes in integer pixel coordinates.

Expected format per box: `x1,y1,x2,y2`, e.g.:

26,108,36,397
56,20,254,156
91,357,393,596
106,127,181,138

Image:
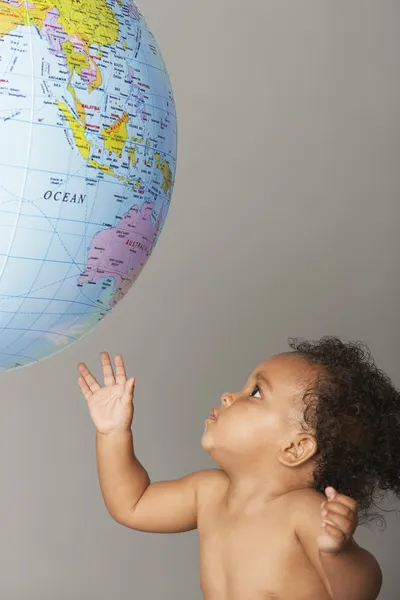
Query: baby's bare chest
197,506,329,600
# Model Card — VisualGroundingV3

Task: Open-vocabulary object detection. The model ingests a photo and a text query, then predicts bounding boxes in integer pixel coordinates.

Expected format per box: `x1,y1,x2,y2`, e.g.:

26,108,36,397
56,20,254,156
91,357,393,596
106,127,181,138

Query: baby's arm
78,353,214,533
97,430,212,532
291,489,382,600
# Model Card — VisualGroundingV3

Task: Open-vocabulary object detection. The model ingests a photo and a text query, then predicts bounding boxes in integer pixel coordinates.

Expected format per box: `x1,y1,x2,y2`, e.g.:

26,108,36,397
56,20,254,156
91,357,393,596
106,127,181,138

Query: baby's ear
277,435,317,468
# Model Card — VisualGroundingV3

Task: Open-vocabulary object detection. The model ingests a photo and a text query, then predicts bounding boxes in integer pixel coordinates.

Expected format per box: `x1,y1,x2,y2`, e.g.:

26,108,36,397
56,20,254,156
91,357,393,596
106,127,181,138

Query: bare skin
196,470,332,600
78,353,382,600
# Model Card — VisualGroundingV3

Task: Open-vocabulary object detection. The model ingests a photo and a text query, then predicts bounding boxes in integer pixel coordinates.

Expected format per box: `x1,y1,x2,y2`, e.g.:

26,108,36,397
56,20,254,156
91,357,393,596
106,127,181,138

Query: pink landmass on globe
42,8,69,54
42,14,98,87
70,34,98,86
78,201,164,306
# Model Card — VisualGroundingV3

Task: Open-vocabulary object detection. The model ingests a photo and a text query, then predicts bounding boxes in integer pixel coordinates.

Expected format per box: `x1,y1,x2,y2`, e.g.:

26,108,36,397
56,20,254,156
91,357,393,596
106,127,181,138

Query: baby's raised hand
78,353,135,435
318,487,358,555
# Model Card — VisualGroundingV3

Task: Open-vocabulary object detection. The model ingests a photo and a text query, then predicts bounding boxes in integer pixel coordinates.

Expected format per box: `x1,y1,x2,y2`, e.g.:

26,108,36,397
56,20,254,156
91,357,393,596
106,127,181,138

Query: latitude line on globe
1,118,177,161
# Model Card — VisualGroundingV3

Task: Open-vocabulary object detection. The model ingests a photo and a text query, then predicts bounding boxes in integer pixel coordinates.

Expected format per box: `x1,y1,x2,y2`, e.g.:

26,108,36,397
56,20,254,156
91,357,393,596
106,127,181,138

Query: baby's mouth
206,409,217,421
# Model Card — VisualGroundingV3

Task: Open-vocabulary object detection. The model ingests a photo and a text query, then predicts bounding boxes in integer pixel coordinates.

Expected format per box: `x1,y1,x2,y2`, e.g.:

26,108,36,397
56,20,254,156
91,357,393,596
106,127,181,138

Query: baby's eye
250,385,261,399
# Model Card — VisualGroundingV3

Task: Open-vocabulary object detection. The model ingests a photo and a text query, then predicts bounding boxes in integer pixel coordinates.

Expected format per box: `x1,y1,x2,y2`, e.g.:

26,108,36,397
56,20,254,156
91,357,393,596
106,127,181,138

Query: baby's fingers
101,352,115,387
321,522,346,543
122,377,135,406
78,363,101,393
114,354,127,385
325,488,357,513
322,509,353,535
78,375,92,401
322,500,353,520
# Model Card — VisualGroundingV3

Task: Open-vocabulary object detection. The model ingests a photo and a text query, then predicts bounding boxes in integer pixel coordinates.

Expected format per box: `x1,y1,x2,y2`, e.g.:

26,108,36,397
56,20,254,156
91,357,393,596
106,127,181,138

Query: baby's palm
78,353,135,435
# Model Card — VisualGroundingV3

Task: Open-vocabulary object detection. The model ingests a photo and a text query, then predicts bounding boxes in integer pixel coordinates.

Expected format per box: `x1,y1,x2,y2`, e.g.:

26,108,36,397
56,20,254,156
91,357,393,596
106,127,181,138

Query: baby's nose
220,392,233,407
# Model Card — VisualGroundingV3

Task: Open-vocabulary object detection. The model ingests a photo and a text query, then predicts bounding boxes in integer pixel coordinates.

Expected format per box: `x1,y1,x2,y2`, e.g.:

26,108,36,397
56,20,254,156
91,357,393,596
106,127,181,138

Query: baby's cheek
262,412,285,434
224,414,255,443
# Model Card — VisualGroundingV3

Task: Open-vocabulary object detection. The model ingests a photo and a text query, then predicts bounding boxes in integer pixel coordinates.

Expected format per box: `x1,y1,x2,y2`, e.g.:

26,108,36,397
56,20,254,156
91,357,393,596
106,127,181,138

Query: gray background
1,0,399,598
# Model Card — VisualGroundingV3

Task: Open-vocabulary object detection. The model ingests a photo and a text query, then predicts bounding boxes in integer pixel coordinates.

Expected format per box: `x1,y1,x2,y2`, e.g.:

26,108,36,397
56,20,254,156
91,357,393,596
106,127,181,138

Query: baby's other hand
78,352,135,435
317,487,358,555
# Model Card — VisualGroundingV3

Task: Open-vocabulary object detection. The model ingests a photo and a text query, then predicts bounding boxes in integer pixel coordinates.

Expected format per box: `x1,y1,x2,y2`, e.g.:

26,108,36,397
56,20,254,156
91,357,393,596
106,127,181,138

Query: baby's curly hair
289,336,400,527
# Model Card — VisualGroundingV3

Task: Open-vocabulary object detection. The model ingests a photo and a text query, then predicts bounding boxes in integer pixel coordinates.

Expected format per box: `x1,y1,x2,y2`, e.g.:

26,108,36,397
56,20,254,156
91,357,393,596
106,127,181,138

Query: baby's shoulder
285,487,326,531
287,487,325,505
195,469,229,505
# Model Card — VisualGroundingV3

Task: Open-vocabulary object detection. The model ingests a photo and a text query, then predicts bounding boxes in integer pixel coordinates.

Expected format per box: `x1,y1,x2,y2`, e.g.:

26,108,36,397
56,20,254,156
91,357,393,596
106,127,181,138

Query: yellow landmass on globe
88,159,142,187
127,178,142,190
154,153,173,194
0,0,49,38
0,0,118,45
0,0,114,98
0,4,22,38
0,0,117,94
89,160,126,181
102,112,129,157
63,40,90,76
62,39,102,95
88,64,102,93
128,146,137,165
22,1,51,29
54,0,119,47
57,101,91,159
67,84,86,125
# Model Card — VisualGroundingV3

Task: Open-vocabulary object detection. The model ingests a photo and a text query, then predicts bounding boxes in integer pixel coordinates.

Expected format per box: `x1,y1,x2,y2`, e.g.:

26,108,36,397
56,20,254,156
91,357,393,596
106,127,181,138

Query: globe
0,0,177,371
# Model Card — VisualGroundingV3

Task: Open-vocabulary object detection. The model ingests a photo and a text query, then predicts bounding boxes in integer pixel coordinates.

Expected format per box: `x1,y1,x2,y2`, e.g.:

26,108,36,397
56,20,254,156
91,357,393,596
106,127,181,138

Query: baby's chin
201,426,215,452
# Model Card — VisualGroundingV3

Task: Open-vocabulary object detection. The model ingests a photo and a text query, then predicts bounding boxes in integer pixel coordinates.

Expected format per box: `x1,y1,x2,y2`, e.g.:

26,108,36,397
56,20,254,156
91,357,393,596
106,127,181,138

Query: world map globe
0,0,177,371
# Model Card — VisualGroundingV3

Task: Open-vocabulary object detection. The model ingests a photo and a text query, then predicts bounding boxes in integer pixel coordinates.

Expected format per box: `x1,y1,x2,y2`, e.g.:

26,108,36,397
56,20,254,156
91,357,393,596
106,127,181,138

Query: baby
77,336,400,600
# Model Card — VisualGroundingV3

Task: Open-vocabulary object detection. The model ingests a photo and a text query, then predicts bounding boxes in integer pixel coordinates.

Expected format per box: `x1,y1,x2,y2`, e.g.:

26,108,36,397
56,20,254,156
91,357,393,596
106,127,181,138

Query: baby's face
201,353,311,466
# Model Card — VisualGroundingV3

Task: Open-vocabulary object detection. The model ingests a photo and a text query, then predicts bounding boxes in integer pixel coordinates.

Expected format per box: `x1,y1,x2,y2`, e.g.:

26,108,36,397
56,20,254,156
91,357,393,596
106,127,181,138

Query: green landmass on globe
0,0,177,371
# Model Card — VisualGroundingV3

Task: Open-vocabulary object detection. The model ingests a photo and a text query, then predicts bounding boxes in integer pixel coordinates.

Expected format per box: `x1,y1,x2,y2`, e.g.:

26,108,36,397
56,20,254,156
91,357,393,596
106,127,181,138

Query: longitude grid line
139,22,168,231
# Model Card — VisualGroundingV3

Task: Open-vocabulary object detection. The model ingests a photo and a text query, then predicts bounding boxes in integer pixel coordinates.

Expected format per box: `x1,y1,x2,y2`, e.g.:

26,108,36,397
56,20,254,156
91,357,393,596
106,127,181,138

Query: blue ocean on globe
0,0,177,371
